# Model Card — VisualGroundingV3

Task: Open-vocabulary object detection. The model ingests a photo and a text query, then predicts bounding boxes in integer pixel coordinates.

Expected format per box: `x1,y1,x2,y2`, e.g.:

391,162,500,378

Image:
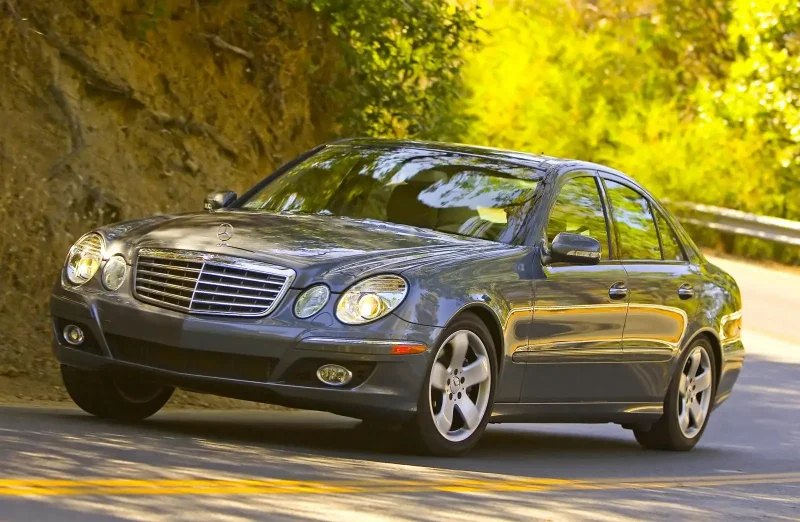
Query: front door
519,173,631,402
602,178,702,402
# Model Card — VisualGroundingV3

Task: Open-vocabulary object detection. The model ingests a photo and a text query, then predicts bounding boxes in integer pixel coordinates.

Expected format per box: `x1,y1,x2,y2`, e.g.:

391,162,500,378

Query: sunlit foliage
294,0,479,139
463,0,799,223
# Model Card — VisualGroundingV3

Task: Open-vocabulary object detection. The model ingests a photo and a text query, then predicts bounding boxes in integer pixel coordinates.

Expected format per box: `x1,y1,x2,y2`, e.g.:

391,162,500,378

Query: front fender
392,249,533,357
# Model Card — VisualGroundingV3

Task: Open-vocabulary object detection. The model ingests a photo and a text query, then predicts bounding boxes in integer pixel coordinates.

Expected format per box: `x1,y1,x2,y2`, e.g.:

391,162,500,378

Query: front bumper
50,284,441,421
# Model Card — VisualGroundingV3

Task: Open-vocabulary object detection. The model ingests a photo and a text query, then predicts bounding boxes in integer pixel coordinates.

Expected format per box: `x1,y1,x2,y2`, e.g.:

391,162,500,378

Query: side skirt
489,401,663,424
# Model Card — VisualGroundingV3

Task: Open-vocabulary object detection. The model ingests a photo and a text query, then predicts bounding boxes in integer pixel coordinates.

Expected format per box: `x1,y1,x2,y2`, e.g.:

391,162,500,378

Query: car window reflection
546,176,611,259
239,146,542,244
655,209,686,261
604,180,662,261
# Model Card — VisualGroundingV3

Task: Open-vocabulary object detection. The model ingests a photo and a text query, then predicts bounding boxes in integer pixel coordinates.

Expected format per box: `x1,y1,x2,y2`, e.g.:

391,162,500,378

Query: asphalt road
1,255,798,521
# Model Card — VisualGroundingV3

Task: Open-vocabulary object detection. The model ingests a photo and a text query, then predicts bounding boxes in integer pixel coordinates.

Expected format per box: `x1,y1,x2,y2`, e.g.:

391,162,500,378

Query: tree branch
44,34,139,101
202,33,254,61
48,84,84,151
47,84,86,179
150,111,238,158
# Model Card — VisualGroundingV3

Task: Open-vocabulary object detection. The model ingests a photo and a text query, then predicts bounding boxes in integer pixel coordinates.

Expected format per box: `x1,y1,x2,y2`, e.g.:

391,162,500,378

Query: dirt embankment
0,0,341,406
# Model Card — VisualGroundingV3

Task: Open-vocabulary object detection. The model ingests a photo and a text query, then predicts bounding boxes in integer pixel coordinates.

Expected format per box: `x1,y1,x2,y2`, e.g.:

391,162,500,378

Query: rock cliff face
0,0,339,383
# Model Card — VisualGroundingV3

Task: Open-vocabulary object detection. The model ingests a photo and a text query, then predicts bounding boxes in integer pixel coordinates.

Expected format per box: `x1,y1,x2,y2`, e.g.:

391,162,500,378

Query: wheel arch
445,303,505,375
683,328,723,389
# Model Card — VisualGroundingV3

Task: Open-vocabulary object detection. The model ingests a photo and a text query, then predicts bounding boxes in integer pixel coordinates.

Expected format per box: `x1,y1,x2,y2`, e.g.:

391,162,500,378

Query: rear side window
546,176,611,260
604,180,661,261
655,209,685,261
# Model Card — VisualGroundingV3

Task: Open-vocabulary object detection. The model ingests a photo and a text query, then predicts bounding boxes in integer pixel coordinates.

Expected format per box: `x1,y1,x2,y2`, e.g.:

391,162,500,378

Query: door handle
608,281,628,300
678,283,695,300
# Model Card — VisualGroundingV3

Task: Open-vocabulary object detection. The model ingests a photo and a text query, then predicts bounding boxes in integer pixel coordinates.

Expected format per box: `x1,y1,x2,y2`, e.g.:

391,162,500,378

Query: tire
61,365,174,421
634,338,717,451
403,312,497,457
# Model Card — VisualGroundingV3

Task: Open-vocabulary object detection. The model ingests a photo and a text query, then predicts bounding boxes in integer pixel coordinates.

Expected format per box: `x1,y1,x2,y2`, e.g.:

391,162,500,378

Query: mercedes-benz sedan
51,139,744,456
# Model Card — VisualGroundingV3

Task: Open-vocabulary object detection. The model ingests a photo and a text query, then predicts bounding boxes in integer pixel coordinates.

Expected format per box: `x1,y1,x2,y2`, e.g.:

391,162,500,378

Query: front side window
604,180,662,260
238,146,542,244
546,176,611,260
655,209,686,261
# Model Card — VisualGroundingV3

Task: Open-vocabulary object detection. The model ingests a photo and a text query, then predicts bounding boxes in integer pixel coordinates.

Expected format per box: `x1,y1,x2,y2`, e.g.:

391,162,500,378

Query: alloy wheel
428,330,492,442
677,345,713,438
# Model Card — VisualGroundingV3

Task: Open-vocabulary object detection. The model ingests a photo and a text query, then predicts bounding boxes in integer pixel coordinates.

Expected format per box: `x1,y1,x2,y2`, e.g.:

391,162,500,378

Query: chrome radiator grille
133,249,295,317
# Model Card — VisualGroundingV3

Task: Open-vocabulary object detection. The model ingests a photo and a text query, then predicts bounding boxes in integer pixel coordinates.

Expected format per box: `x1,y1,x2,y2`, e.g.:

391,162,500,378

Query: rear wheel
634,339,716,451
61,365,174,421
404,313,497,457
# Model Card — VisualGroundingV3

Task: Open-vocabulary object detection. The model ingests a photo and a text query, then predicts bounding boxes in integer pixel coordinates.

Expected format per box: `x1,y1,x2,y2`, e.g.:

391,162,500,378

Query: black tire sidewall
407,312,498,457
61,365,173,420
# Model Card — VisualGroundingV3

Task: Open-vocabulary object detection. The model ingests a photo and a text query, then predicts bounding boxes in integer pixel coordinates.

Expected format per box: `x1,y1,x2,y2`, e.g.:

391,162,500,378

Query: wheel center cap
450,377,460,394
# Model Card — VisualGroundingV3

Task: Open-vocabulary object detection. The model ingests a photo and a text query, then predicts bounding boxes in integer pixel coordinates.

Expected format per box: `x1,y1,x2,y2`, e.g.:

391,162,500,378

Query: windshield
239,145,542,244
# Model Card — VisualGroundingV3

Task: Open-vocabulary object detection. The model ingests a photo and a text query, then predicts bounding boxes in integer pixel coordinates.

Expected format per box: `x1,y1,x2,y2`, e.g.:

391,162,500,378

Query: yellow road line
0,473,798,497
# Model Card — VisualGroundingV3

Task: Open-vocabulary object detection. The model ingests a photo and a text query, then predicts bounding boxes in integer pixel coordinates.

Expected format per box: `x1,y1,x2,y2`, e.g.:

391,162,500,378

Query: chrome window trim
132,248,296,318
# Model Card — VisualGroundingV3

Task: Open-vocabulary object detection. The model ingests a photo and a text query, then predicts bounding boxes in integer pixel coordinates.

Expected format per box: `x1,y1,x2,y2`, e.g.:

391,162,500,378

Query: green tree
294,0,479,140
463,0,798,222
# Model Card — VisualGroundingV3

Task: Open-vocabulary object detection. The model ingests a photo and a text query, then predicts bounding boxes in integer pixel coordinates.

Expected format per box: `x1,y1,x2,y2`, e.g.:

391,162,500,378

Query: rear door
519,172,630,402
601,176,702,402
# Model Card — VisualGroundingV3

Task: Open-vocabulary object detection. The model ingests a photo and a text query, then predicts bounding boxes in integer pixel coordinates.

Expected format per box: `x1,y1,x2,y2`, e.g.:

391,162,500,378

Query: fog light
63,325,84,346
316,364,353,387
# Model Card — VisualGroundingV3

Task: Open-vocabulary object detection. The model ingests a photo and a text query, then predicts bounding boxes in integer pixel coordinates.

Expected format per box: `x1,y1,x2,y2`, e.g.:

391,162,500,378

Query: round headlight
294,285,330,318
357,293,384,320
336,275,408,325
65,233,104,286
102,255,128,291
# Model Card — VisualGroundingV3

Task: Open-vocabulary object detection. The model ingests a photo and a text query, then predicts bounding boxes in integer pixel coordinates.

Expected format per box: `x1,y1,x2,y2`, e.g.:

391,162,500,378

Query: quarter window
546,176,611,260
655,209,685,261
604,180,661,261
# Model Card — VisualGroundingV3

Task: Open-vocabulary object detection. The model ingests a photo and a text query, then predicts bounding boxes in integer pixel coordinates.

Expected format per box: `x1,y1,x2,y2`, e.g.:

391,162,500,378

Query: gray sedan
51,138,744,456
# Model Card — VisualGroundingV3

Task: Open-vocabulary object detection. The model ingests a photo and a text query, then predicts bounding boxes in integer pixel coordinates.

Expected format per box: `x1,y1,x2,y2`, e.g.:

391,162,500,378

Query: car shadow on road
0,354,797,521
1,353,796,480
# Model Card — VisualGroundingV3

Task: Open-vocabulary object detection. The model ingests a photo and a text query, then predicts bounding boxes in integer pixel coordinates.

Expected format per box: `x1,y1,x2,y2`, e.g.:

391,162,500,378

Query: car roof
328,138,638,186
329,138,562,169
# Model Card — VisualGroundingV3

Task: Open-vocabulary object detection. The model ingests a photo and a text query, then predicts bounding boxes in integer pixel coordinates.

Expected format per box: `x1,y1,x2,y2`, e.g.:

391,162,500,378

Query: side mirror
204,191,237,211
548,232,602,265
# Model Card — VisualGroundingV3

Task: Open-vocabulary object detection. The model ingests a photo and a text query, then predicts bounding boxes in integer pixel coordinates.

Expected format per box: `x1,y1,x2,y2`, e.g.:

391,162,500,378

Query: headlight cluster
102,255,128,291
294,285,330,318
64,233,128,291
335,275,408,324
65,233,105,286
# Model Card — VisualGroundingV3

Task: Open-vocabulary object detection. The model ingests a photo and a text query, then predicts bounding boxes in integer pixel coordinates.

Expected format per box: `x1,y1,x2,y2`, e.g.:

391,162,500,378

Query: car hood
102,211,513,288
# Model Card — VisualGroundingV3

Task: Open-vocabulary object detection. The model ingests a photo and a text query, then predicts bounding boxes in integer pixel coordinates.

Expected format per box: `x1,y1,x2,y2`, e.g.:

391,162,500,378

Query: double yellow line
0,472,798,497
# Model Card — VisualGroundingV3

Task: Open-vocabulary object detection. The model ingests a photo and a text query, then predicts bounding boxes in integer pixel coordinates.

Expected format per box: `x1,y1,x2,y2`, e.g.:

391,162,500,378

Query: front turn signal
391,344,427,355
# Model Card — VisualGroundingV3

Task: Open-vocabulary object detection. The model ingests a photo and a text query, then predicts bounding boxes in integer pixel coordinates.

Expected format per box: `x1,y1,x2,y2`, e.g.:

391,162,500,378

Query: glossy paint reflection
519,261,628,402
622,261,701,361
396,246,534,403
78,139,746,425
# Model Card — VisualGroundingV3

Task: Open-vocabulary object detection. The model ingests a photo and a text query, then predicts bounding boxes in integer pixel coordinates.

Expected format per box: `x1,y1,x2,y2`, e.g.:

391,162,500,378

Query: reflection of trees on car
240,146,542,244
546,176,610,259
605,180,662,261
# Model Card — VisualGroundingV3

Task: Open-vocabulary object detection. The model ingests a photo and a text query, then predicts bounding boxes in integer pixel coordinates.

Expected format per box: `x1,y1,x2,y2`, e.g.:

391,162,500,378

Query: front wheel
404,313,497,457
634,339,716,451
61,365,174,421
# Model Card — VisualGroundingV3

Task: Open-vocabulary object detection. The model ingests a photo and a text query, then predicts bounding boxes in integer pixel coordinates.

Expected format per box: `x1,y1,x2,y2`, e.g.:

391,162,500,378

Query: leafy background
0,0,797,394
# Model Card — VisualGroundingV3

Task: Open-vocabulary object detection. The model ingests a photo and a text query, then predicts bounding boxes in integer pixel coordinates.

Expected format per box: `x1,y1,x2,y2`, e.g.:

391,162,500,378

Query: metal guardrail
670,202,800,247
